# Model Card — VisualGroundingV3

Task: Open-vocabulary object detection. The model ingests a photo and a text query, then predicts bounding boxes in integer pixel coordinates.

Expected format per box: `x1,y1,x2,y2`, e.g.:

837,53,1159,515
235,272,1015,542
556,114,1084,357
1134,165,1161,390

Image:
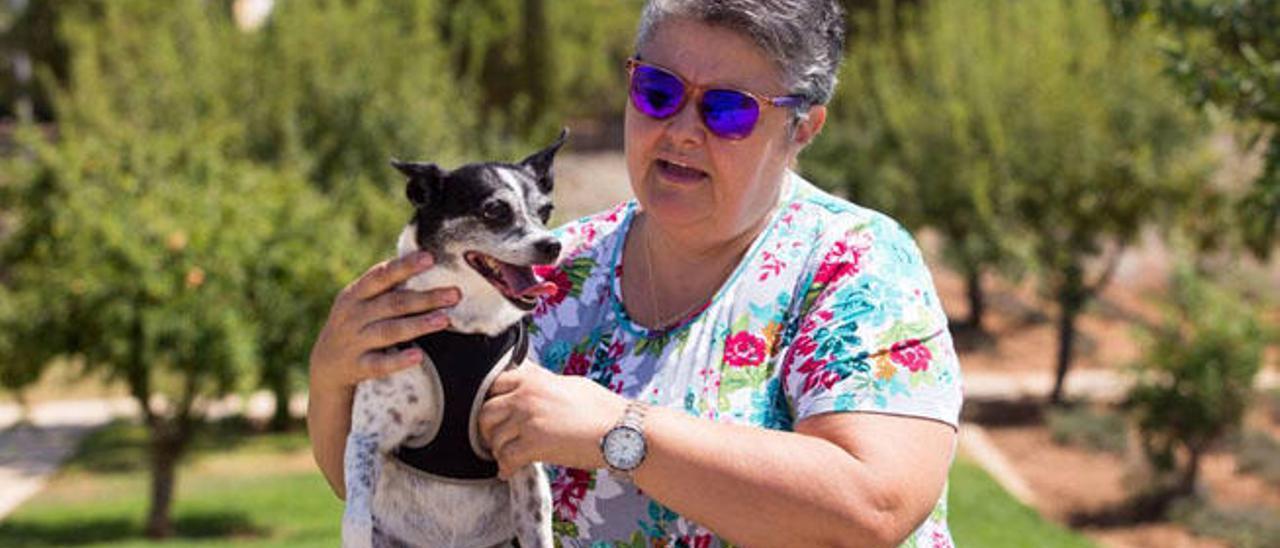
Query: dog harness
393,322,528,481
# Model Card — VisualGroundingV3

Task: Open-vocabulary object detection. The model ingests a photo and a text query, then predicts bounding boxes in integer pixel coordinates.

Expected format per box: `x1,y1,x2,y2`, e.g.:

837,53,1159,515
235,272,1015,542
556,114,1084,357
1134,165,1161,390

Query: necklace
639,215,740,331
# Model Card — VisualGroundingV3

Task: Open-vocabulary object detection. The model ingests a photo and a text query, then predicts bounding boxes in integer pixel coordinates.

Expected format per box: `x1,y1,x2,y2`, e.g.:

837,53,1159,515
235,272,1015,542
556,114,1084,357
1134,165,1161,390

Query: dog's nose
534,238,561,262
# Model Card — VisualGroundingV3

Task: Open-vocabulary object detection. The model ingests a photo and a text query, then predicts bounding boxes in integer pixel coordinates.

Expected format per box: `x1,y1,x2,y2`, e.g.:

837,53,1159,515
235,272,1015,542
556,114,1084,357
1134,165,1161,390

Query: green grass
0,419,342,547
1,420,1097,547
950,456,1097,547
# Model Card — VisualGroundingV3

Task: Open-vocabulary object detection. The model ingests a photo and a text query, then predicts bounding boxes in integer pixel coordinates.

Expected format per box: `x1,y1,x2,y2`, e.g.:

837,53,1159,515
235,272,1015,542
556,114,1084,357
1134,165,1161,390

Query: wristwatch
600,400,649,478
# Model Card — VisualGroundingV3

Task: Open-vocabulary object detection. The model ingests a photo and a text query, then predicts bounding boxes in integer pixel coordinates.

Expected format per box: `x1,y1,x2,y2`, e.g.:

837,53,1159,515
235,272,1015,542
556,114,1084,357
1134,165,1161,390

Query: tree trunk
144,421,190,539
965,267,985,331
1050,265,1087,405
1179,445,1203,497
522,0,550,126
267,367,292,432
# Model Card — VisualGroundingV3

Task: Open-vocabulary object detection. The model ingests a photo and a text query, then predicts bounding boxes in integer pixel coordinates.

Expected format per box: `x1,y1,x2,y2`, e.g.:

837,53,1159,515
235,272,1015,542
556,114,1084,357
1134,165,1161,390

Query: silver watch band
617,400,648,431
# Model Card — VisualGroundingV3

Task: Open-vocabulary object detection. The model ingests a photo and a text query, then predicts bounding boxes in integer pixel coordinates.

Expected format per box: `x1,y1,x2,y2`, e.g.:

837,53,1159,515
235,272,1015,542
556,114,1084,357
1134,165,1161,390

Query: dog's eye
480,201,513,225
537,205,553,223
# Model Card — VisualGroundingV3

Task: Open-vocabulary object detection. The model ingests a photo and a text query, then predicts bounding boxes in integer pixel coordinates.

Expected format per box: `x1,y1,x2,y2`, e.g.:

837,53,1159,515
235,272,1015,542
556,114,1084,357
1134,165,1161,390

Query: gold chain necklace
640,215,740,330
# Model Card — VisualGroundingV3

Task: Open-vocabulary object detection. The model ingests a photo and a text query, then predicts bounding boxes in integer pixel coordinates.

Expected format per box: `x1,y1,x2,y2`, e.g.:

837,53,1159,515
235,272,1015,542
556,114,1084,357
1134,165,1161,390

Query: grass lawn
950,455,1097,547
0,420,1096,546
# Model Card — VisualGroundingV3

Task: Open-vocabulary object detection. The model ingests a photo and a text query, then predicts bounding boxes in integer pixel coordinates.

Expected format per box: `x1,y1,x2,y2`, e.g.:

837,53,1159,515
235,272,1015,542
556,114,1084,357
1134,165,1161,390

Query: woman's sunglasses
626,58,808,140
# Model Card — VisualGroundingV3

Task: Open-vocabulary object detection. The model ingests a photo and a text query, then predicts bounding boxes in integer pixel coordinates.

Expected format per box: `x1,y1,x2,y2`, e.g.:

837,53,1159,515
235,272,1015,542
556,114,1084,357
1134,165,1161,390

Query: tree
806,0,1031,334
0,1,357,536
435,0,642,146
808,0,1208,385
1128,263,1270,500
1115,0,1280,259
1003,1,1208,405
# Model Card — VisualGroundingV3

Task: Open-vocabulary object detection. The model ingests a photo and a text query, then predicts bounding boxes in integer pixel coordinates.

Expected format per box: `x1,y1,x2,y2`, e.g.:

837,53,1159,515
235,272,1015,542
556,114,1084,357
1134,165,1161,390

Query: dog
341,130,567,548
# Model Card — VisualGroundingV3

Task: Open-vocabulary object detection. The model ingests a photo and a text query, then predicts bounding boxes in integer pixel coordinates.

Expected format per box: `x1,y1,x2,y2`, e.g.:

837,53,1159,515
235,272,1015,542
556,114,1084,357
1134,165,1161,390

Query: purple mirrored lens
630,65,685,119
701,89,760,140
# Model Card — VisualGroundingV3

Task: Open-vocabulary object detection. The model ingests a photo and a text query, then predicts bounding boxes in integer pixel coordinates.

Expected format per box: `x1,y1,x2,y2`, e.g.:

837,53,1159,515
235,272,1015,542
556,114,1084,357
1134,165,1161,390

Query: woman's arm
636,407,954,547
479,365,955,548
307,251,459,498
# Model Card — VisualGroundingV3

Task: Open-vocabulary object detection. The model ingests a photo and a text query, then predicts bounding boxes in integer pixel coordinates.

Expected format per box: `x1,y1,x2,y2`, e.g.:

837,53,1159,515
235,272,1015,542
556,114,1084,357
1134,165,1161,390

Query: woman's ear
792,105,828,147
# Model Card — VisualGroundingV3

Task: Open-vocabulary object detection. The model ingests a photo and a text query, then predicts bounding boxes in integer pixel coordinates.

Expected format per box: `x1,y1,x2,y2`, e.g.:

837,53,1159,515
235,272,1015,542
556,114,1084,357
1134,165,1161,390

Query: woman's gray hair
635,0,847,107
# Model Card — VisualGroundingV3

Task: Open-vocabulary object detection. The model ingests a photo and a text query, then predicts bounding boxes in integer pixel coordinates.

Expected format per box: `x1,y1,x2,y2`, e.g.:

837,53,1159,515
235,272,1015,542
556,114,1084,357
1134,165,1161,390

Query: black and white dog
342,130,567,548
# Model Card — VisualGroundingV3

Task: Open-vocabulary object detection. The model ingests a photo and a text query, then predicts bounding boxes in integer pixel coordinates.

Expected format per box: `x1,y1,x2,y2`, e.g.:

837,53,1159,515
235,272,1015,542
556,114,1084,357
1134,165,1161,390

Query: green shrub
1047,405,1129,454
1127,265,1270,497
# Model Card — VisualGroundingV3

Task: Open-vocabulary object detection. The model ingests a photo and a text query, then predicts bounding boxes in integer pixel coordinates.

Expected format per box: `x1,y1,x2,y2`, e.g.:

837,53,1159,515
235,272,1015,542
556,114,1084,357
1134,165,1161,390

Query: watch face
604,426,646,471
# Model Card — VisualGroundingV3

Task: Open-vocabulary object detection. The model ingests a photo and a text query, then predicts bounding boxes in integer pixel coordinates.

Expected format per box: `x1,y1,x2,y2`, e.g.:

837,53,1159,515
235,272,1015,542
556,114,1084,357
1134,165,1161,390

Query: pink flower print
532,265,572,310
685,534,714,548
563,351,590,376
890,339,933,373
813,241,863,285
798,357,838,392
607,340,626,359
759,251,785,281
932,530,953,548
551,467,593,521
724,331,767,367
791,334,818,359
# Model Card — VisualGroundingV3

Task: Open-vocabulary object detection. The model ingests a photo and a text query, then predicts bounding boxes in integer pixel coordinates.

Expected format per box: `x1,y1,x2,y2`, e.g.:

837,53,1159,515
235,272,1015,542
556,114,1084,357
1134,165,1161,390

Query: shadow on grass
949,322,997,353
961,397,1047,427
0,511,266,546
69,414,307,475
1067,491,1173,528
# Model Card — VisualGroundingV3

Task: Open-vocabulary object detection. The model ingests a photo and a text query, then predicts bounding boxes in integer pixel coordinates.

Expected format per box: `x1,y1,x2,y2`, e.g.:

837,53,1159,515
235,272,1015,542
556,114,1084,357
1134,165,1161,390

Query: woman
309,1,962,546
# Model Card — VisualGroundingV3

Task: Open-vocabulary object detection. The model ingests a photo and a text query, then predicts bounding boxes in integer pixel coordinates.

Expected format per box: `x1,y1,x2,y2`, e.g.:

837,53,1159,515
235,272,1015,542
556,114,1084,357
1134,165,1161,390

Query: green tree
1128,264,1271,500
243,181,363,431
0,1,360,536
1006,1,1208,405
1115,0,1280,259
235,0,481,425
807,1,1031,333
809,0,1207,390
437,0,641,146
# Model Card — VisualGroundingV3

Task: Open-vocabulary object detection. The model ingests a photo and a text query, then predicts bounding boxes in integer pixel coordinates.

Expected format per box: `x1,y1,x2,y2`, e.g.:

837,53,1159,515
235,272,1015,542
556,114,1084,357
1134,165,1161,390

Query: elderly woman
309,0,962,546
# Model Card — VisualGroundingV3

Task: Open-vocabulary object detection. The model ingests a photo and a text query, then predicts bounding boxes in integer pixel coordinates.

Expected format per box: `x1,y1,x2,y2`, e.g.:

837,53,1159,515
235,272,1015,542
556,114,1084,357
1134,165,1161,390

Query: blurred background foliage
806,0,1217,404
0,0,1275,541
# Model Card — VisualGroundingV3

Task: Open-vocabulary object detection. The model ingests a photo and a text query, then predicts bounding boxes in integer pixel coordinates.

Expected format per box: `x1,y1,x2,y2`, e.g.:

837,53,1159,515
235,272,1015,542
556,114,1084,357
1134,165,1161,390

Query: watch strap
604,400,649,478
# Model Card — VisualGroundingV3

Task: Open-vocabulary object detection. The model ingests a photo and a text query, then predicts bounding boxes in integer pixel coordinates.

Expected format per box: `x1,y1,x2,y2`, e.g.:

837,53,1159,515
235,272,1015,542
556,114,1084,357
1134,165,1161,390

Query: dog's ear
520,127,569,193
391,160,444,207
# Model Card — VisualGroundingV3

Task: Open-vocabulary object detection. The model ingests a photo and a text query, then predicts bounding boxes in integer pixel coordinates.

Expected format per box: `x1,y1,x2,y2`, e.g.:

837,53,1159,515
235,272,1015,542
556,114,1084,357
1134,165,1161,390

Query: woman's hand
478,365,629,479
308,251,461,396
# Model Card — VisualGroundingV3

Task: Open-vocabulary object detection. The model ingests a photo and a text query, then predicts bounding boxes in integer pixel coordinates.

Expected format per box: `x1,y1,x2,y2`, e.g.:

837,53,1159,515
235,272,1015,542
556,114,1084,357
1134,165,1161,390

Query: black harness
393,323,528,481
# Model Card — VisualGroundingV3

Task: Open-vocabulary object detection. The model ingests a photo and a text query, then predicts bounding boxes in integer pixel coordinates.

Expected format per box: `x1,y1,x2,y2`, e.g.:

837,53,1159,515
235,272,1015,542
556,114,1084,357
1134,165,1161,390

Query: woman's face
625,18,812,240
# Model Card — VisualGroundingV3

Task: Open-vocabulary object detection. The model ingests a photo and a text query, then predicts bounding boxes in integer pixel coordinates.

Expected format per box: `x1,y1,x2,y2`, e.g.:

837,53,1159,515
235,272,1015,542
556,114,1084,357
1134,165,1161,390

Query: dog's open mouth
463,251,558,311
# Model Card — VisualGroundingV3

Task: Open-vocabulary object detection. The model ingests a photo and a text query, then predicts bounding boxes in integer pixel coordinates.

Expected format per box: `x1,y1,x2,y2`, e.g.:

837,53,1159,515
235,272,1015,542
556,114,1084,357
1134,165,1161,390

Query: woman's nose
664,97,706,146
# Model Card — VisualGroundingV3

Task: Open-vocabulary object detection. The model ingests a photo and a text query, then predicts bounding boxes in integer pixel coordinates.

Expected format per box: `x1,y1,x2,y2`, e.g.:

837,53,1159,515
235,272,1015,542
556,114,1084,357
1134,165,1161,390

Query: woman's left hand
478,364,628,479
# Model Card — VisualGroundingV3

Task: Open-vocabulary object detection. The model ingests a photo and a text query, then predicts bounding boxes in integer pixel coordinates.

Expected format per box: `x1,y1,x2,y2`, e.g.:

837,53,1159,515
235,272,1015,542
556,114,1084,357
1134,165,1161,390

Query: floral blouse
529,172,963,548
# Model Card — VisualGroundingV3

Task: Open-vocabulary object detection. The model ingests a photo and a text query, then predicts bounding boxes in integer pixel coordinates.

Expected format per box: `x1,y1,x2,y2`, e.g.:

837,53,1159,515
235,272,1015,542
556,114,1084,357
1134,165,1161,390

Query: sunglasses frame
625,57,808,140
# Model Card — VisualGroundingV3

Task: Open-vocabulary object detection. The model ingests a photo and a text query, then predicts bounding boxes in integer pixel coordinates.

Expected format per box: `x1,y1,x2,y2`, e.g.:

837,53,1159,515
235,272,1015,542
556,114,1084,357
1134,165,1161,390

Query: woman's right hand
308,251,460,396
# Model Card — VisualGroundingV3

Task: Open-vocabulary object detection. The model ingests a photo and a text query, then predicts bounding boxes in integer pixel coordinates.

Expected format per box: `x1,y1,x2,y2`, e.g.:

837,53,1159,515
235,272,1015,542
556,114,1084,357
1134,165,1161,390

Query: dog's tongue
498,263,559,299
